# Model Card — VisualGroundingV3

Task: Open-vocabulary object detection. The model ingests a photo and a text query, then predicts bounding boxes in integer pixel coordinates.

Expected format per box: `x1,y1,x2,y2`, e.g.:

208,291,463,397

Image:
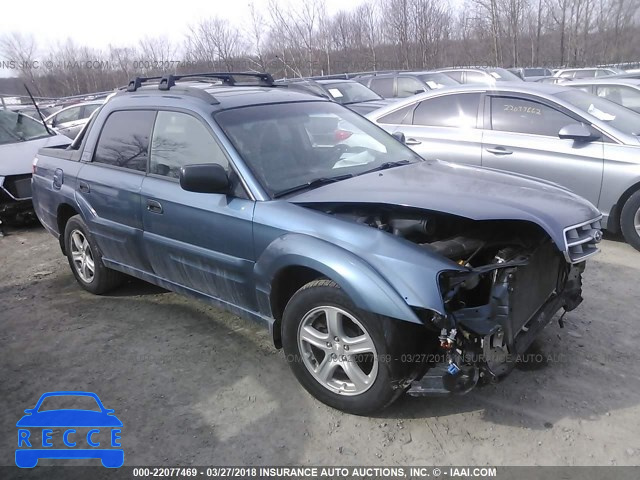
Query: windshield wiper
273,174,354,198
359,159,412,176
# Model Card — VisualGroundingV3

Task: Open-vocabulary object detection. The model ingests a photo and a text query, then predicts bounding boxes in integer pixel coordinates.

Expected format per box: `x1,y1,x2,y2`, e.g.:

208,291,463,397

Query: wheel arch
609,180,640,234
56,203,80,254
255,233,424,348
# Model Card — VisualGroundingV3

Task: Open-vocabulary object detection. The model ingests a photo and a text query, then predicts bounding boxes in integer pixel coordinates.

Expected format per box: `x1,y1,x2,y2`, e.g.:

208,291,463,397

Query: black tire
64,215,125,294
620,190,640,252
282,279,421,415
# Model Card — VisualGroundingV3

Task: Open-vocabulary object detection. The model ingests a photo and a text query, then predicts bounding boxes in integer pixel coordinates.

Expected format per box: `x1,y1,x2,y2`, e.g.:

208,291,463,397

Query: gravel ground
1,224,639,468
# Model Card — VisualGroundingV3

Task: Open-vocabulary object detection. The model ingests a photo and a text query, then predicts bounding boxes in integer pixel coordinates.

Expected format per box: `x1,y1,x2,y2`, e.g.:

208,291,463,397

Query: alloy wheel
70,230,95,283
297,306,378,396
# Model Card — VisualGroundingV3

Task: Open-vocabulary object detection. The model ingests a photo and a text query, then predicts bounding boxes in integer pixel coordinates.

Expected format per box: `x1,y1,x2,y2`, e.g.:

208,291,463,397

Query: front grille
563,217,602,263
2,174,32,200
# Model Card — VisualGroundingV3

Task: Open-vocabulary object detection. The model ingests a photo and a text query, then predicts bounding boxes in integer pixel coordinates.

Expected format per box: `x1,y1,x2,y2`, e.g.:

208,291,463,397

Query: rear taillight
334,130,353,142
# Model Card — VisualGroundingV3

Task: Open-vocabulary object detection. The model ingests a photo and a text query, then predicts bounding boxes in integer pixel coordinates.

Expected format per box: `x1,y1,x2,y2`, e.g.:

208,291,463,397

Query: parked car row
31,72,605,415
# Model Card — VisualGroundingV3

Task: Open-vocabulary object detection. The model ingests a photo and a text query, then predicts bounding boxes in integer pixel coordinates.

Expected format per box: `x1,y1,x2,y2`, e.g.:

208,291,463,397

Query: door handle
405,138,422,146
485,146,513,155
147,199,163,214
78,181,90,193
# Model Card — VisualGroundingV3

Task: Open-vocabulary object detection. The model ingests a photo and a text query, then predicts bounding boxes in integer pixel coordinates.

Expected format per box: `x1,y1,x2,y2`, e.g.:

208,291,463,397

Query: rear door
140,110,256,308
378,92,483,165
76,109,155,272
481,95,604,206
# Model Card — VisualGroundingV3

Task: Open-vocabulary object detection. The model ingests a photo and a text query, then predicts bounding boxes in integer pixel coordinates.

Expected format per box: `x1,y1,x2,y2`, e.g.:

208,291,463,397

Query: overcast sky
1,0,366,52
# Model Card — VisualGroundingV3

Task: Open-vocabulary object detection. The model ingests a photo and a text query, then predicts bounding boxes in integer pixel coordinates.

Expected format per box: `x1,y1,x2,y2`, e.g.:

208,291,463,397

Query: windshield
0,109,52,146
321,82,382,104
555,89,640,136
487,68,522,81
417,73,459,88
216,101,422,197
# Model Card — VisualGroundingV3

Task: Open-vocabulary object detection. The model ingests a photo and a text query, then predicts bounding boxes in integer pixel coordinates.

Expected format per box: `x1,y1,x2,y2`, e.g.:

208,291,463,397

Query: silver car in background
567,78,640,113
44,100,104,139
367,83,640,250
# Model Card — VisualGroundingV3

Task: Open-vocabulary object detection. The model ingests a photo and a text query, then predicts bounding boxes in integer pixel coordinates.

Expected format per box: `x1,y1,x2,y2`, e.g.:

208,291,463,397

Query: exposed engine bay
321,204,587,396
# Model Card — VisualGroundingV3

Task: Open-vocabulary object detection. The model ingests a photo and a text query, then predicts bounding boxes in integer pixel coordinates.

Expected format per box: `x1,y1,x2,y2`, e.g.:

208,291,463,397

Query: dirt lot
1,224,639,467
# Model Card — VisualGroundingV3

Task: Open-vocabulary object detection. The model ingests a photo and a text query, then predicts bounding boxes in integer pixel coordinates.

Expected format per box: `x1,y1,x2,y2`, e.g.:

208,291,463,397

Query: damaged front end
408,222,600,396
322,204,601,396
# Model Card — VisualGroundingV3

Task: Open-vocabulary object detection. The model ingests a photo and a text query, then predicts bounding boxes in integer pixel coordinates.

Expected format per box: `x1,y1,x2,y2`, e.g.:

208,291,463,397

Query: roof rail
126,72,275,92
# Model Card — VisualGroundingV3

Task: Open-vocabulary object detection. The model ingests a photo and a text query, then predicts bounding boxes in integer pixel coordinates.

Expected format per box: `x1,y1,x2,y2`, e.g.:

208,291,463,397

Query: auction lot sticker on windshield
327,88,344,98
15,391,123,468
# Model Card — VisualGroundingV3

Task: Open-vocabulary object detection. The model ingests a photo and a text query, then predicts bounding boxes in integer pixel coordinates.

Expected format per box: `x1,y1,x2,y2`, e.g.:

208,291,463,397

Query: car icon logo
15,391,123,468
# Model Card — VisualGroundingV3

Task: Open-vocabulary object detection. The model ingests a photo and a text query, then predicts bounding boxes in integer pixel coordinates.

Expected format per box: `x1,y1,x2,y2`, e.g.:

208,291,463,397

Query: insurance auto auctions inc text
255,466,497,477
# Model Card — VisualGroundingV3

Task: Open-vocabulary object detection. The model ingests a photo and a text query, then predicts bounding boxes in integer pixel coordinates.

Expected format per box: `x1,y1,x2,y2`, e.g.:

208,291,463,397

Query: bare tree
0,33,41,94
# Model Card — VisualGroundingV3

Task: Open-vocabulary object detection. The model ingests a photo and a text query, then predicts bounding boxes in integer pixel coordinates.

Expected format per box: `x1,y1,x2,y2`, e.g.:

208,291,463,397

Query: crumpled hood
289,160,602,251
0,134,70,177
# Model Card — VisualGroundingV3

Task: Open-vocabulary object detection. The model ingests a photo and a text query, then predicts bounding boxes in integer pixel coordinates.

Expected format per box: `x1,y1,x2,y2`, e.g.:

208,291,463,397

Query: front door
140,110,256,309
481,95,604,207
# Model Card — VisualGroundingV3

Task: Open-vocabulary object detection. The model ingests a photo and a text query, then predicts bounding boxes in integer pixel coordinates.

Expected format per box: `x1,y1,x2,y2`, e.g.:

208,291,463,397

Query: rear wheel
64,215,125,294
282,279,418,415
620,190,640,252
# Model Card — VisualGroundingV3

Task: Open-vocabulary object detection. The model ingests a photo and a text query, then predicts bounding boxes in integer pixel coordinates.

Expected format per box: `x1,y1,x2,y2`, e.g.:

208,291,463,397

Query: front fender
254,233,423,324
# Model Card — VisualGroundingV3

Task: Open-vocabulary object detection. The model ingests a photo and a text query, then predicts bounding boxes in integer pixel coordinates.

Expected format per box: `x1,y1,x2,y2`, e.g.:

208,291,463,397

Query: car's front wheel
282,279,419,415
621,190,640,252
64,215,125,294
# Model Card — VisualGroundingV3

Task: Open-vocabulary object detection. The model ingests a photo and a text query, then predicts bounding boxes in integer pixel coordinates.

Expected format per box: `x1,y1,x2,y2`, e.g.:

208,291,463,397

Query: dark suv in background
356,71,458,98
276,78,394,114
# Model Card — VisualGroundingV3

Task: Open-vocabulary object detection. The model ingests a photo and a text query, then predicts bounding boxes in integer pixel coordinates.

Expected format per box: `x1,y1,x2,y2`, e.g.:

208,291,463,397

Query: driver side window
150,111,229,179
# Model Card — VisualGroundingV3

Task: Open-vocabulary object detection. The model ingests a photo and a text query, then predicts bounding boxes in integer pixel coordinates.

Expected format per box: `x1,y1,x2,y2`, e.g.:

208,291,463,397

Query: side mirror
179,164,229,194
558,123,599,142
391,132,406,144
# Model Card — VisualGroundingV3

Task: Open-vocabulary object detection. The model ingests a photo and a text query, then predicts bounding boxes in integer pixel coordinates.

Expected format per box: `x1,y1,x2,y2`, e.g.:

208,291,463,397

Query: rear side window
490,97,573,137
93,110,155,171
397,77,424,97
150,111,229,178
378,104,417,125
412,93,480,128
369,78,394,97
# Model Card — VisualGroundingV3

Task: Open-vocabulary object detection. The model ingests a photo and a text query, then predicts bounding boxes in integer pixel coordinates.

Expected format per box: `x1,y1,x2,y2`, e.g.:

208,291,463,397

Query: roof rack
126,72,275,92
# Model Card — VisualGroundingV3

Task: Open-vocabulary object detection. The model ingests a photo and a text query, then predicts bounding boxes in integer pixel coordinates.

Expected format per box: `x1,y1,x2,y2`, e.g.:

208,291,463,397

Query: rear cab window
93,110,156,171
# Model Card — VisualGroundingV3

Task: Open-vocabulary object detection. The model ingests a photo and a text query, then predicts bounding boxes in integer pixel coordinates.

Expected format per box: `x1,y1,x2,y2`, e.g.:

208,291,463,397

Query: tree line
1,0,639,98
